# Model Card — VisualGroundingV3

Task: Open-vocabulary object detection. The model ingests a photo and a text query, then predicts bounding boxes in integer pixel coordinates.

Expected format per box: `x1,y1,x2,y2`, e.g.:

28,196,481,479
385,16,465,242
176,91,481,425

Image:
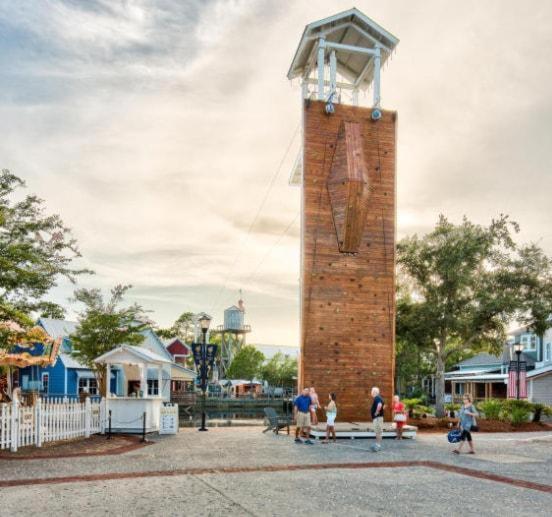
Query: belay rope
304,125,340,339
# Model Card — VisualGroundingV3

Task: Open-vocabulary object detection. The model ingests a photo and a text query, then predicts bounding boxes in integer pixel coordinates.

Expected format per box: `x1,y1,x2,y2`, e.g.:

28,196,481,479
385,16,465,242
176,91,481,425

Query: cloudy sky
1,0,551,346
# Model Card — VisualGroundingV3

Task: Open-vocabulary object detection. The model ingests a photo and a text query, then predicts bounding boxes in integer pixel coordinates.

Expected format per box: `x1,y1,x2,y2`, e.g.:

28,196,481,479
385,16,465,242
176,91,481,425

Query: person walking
294,387,314,445
322,393,337,444
392,395,406,440
370,387,384,452
309,387,319,426
452,394,478,455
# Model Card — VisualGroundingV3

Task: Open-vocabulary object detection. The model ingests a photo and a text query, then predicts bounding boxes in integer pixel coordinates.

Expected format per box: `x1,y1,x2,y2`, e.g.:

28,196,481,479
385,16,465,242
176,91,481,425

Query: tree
259,352,297,388
512,244,552,347
0,169,87,395
156,311,195,341
70,285,147,396
397,215,521,417
226,345,265,382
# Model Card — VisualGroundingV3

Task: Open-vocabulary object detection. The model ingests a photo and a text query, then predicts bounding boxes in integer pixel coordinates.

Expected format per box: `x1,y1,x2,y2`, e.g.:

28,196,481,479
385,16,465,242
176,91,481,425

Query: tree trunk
95,365,107,398
6,366,13,397
435,353,446,418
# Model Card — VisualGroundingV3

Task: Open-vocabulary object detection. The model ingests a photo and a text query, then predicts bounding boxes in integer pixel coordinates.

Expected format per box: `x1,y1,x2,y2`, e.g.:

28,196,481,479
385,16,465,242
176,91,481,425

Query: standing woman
392,395,407,440
322,393,337,443
453,394,479,455
309,387,320,426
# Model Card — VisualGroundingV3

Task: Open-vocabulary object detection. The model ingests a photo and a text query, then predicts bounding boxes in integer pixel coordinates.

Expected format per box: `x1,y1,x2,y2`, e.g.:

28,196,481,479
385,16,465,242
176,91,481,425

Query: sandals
452,450,460,454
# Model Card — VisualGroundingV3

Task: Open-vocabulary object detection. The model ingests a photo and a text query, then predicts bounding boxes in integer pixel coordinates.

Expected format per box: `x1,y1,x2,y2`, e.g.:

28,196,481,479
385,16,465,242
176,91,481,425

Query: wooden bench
263,407,291,435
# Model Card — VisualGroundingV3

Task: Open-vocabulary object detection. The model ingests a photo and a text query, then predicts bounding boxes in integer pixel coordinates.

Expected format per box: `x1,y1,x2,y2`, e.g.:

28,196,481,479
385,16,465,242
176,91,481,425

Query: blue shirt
294,394,312,413
458,404,478,431
371,395,384,418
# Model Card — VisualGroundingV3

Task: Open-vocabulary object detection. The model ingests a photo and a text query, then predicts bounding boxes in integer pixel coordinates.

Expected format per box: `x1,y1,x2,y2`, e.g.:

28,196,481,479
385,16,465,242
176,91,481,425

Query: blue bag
447,429,462,443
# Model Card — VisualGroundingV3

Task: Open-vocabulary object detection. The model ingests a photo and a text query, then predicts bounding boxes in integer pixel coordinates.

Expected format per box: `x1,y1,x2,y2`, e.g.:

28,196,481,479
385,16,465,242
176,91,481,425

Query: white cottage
95,345,173,433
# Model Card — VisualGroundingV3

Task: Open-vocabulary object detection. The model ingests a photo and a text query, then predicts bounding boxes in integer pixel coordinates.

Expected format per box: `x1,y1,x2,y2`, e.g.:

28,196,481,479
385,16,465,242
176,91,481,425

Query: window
520,334,537,350
41,373,49,393
78,377,98,395
546,343,551,362
147,379,159,396
454,383,465,395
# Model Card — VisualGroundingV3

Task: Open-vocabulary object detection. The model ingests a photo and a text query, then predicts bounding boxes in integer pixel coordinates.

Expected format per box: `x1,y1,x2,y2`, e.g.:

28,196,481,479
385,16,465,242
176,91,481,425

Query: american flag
507,361,527,399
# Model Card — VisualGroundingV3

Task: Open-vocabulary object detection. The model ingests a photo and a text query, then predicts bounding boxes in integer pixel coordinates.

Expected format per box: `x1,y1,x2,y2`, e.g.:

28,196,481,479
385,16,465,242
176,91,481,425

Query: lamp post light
192,314,218,432
513,343,524,400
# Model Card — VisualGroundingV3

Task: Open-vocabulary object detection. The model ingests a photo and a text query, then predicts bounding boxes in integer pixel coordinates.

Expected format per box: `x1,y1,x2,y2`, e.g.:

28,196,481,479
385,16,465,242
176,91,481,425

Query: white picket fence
0,398,105,452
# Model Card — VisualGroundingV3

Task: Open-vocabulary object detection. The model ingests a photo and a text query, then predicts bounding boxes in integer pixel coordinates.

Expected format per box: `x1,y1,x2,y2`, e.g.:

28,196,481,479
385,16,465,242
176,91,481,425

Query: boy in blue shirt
294,387,314,444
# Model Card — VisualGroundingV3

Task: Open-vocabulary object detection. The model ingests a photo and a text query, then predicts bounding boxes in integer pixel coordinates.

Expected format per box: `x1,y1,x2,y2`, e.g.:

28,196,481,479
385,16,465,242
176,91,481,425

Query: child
322,393,337,443
309,387,320,425
392,395,406,440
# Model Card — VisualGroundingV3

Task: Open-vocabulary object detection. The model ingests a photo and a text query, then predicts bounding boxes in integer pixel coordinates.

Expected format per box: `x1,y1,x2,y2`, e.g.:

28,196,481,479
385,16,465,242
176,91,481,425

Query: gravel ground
0,428,550,516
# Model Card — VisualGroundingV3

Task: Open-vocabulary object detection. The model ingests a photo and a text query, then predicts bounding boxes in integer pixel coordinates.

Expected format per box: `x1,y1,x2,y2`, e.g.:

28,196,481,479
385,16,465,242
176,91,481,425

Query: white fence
0,398,105,452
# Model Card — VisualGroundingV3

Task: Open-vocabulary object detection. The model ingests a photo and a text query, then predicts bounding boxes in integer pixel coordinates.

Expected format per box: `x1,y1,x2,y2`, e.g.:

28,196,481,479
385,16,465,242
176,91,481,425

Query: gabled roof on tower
287,7,399,90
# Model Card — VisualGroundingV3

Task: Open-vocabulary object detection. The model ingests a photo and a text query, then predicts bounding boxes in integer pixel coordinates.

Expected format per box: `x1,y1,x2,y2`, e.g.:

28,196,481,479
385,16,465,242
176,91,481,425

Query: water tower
213,294,251,378
288,8,398,421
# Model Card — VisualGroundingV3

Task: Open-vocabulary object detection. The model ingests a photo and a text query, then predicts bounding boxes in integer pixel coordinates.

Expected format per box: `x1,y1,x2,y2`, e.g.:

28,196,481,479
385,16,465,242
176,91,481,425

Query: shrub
531,403,552,422
509,406,531,426
444,403,460,417
478,399,502,420
402,398,423,417
412,405,434,418
542,405,552,417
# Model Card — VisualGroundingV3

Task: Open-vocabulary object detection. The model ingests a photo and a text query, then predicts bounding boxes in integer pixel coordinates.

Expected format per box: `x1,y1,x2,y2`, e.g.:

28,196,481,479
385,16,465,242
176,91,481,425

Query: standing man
294,387,314,444
370,387,384,452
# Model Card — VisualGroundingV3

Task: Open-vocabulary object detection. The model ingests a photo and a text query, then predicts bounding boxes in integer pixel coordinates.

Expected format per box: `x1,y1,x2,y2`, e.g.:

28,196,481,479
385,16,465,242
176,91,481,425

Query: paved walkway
1,428,551,516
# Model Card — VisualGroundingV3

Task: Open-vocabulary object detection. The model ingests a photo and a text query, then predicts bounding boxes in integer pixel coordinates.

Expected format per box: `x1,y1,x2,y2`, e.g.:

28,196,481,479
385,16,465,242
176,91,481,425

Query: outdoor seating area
309,421,417,440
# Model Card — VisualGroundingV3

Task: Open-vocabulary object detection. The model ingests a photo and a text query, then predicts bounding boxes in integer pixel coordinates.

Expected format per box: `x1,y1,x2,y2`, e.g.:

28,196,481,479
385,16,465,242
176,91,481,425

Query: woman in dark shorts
453,394,478,455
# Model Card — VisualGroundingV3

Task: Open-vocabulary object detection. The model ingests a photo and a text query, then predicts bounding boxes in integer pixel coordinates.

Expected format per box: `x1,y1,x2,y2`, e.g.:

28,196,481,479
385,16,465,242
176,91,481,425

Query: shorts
460,429,472,442
326,413,336,426
296,411,311,428
373,416,383,437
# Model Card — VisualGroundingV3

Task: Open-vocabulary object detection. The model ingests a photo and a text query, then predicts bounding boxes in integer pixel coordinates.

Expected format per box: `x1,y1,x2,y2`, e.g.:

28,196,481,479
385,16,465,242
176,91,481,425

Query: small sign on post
159,404,178,434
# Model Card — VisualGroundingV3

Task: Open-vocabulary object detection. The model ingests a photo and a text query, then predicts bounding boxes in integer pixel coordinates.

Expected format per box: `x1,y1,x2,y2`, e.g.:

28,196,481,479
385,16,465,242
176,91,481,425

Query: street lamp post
192,315,218,432
513,343,524,400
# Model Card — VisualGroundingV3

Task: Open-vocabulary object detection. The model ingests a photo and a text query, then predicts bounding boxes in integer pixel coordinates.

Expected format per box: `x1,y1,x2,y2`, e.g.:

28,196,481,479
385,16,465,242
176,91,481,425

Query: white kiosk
95,345,173,433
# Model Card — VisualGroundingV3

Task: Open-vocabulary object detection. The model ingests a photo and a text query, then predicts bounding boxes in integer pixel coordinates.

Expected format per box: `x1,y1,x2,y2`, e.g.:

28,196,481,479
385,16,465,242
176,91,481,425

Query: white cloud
1,0,551,345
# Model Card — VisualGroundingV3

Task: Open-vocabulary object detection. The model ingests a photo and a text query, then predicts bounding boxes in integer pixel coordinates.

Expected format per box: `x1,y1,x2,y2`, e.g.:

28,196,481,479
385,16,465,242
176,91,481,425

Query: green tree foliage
258,352,297,388
512,244,552,344
156,311,195,342
0,169,87,349
226,345,265,381
70,285,147,396
397,215,521,417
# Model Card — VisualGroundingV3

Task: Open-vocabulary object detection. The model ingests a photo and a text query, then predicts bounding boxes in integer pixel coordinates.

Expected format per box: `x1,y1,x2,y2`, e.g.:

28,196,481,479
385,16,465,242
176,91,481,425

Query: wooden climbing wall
300,100,396,422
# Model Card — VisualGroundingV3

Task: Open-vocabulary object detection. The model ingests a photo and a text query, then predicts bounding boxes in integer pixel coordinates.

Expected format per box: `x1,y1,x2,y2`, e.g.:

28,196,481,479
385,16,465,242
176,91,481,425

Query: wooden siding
300,100,396,421
530,374,552,405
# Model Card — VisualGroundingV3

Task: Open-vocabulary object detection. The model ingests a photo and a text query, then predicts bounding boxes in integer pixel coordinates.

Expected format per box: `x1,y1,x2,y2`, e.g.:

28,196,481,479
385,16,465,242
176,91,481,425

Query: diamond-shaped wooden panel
327,120,370,253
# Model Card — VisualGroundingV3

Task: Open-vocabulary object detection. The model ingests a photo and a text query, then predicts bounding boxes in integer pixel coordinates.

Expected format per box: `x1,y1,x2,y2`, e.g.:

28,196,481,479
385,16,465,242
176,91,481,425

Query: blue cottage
17,318,173,400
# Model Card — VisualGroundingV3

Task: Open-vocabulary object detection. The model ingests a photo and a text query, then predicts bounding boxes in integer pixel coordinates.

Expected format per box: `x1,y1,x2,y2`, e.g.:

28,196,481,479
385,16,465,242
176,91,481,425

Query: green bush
542,405,552,417
499,399,532,424
444,403,461,412
402,398,423,417
402,398,423,410
509,406,531,426
529,403,552,422
412,405,434,418
478,399,503,420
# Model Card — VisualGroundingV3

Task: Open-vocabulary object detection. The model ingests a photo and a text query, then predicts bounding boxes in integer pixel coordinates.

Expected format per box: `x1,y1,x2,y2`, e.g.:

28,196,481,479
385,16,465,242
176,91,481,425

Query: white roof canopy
287,8,398,95
94,345,172,366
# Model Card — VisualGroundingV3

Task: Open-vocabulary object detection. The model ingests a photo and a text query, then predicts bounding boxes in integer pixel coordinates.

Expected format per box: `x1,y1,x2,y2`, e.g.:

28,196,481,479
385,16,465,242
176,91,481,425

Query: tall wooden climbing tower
288,9,399,421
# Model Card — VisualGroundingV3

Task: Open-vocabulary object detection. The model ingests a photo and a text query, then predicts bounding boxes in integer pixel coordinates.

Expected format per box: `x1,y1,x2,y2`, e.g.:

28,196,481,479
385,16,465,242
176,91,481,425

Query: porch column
489,382,493,399
140,363,147,398
106,363,111,398
157,364,163,399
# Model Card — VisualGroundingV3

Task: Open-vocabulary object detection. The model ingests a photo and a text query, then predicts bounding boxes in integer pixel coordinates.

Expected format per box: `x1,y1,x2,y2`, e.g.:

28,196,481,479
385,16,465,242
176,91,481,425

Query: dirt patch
412,417,552,433
0,434,150,460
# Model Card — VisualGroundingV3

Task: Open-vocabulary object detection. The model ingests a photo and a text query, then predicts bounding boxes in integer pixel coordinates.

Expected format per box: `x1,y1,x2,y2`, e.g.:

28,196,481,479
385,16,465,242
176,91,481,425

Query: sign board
159,404,179,435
